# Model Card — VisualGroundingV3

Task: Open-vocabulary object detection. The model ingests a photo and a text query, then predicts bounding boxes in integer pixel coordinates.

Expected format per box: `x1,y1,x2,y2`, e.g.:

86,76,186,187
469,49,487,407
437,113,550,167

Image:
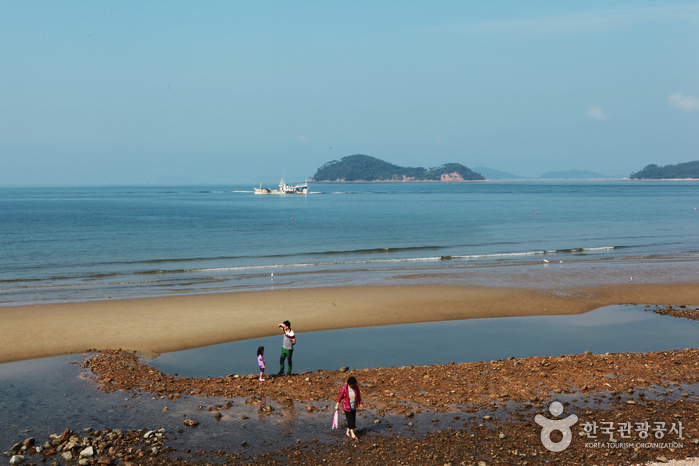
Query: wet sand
3,282,699,364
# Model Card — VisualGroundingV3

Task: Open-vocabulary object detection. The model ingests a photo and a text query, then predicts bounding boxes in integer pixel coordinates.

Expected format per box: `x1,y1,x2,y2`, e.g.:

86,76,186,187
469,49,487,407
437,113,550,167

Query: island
309,154,485,182
630,161,699,179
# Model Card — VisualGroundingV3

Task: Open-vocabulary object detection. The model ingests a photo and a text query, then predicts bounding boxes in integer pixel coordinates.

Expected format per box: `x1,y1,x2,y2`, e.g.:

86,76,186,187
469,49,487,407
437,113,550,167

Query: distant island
310,154,485,182
630,161,699,179
472,166,526,180
540,169,611,180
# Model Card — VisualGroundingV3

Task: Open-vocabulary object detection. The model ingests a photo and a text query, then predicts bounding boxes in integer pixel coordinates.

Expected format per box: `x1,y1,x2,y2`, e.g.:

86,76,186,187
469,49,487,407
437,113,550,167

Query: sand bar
3,283,699,364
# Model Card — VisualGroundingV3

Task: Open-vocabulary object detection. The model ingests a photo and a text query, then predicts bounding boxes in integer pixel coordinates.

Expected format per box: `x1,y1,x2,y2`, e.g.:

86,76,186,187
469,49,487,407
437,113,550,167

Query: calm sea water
1,181,699,305
150,305,699,378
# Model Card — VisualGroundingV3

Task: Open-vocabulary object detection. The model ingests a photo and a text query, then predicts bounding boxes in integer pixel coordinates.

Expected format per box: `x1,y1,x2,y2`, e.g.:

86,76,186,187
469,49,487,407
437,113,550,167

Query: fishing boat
254,179,308,194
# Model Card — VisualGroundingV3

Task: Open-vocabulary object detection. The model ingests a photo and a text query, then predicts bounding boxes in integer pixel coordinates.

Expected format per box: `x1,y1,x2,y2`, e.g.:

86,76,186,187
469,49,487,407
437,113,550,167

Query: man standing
277,320,296,376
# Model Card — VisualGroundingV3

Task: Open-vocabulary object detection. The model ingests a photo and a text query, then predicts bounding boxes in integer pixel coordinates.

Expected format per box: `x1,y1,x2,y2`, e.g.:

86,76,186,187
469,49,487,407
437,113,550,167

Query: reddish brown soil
648,305,699,322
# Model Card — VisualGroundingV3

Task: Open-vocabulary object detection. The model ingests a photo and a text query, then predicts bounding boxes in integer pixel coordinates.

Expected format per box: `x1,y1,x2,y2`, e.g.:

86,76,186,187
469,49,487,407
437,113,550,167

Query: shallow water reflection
151,305,699,378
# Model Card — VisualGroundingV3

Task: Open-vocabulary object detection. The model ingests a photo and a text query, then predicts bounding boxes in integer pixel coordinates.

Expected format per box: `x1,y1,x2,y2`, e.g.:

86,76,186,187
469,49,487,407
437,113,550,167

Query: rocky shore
4,307,699,465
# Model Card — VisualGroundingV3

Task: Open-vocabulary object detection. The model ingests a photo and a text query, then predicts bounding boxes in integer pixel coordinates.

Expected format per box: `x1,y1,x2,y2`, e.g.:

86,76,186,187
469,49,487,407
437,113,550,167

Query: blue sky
1,1,698,185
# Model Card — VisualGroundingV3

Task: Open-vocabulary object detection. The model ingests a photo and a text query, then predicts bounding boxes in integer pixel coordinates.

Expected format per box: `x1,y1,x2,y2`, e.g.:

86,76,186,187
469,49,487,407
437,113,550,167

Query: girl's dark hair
257,346,264,356
347,376,357,386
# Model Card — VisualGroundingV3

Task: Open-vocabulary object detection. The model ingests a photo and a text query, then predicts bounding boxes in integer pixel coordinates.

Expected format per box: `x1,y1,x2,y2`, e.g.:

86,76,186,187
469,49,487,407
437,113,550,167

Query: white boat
254,179,308,194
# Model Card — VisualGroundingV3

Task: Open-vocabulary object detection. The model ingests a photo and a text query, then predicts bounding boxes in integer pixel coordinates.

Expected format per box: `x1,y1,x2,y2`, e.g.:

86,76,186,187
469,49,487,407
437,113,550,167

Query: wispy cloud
669,93,699,112
587,106,609,121
425,6,699,37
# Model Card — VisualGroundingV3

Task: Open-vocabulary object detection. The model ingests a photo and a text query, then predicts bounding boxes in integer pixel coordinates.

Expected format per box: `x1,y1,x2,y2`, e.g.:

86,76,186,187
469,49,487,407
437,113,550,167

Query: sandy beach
3,282,699,364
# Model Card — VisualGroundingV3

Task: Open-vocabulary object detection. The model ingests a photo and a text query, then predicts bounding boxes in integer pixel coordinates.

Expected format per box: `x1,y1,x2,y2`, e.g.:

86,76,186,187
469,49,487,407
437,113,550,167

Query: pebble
9,456,25,465
339,366,349,372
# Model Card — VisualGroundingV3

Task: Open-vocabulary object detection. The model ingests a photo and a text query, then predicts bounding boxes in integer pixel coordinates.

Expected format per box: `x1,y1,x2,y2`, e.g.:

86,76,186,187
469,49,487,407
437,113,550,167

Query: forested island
310,154,484,182
630,161,699,179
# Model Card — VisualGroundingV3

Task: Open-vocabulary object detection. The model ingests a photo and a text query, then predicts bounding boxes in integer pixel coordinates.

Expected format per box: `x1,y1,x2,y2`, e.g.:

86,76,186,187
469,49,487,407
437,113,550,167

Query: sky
1,1,698,186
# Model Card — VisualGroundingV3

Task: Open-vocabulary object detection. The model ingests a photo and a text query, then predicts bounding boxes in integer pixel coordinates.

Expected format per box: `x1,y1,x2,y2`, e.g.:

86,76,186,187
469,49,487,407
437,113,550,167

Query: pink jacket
337,384,362,412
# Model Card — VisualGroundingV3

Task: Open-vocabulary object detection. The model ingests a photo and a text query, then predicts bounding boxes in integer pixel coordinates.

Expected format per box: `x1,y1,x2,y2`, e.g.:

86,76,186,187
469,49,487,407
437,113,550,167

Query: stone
144,430,155,439
58,428,71,443
240,441,248,447
9,456,25,465
339,366,349,372
78,459,90,466
162,407,169,412
183,419,199,427
152,446,160,455
214,412,223,419
62,451,73,461
22,438,34,449
97,457,112,465
80,446,94,457
499,433,506,439
83,428,93,434
405,411,414,418
656,457,669,463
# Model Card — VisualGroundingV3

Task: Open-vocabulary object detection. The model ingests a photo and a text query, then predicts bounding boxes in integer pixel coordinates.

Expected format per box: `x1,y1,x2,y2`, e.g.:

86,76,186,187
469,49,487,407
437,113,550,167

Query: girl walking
257,346,266,381
335,376,362,439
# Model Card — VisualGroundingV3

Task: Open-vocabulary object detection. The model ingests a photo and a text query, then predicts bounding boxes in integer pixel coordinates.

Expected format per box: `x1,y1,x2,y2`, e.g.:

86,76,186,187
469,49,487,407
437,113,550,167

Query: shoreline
4,282,699,365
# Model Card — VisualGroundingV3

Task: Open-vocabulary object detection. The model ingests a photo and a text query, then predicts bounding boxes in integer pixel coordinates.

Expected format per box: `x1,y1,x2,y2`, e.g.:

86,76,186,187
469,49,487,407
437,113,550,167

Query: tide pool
150,305,699,378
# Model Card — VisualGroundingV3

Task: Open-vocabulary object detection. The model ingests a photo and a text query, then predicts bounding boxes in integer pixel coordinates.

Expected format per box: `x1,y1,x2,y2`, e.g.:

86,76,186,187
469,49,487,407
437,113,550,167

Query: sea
2,181,699,306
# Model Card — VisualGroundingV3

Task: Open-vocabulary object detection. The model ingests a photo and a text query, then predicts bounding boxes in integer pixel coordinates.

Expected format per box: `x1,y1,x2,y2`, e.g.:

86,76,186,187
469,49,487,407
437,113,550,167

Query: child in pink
257,346,266,382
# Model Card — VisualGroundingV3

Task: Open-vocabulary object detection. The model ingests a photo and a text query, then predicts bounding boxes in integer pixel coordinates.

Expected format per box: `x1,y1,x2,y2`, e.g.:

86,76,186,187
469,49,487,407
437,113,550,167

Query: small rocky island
310,154,485,182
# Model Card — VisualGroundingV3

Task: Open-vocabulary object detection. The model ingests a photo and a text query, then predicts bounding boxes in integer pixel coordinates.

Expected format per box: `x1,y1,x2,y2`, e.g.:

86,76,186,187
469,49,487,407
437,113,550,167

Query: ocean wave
3,245,673,290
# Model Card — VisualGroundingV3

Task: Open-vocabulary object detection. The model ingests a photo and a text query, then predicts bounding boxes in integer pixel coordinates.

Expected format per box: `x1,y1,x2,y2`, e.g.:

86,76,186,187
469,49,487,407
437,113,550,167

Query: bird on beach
543,259,549,264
